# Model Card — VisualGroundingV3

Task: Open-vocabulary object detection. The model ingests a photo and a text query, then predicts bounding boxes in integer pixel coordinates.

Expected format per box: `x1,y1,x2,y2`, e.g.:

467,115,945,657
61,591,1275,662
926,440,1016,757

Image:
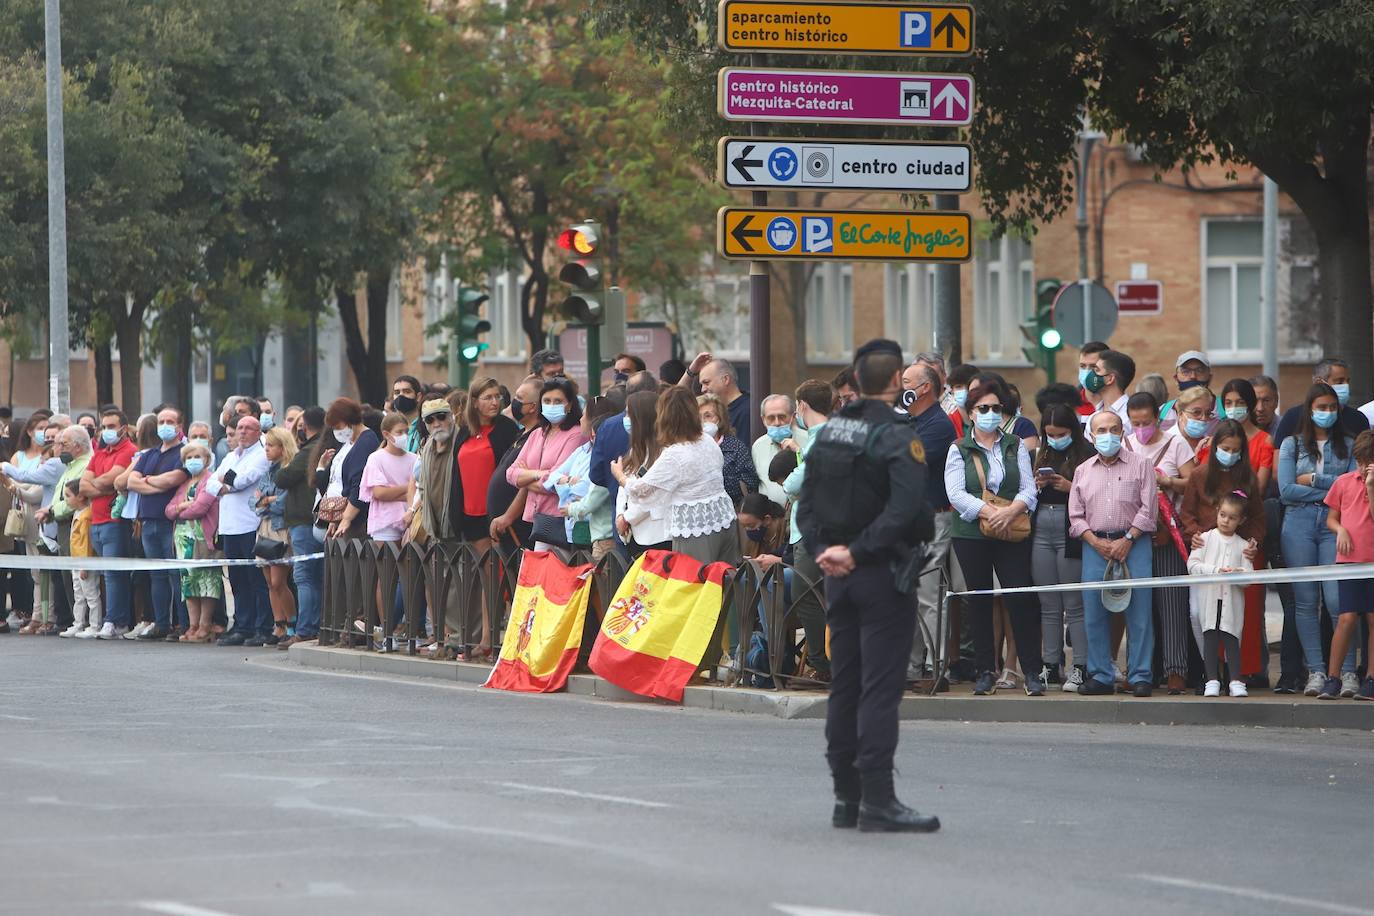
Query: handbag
253,536,289,561
531,511,570,547
315,495,349,524
971,453,1031,542
4,505,26,538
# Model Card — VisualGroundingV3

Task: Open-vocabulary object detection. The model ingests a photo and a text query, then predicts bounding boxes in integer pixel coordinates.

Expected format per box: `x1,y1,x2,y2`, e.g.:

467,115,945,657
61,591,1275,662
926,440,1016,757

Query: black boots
857,769,940,833
831,766,860,829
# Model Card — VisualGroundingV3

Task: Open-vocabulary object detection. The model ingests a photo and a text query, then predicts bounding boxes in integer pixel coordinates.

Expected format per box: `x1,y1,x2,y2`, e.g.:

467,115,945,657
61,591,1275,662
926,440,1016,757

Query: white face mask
390,433,407,450
335,426,354,445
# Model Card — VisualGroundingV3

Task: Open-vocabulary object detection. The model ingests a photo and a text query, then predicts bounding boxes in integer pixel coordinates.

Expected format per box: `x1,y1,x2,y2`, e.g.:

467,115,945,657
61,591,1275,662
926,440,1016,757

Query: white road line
772,905,891,916
137,902,243,916
1133,875,1374,915
493,781,673,809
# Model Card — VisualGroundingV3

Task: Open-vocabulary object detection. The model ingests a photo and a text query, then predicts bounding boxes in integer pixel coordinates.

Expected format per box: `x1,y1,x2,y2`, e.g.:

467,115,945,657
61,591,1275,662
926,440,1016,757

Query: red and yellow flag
589,550,730,702
484,551,594,693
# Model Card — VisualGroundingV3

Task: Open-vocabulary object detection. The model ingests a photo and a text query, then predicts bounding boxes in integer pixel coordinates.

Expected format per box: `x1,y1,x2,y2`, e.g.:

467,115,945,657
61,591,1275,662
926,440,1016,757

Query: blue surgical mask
766,425,791,444
542,403,567,424
1094,432,1123,457
1312,409,1338,429
1184,418,1209,438
259,413,275,431
794,409,809,431
622,415,632,434
101,428,120,446
1077,367,1092,389
184,458,206,476
1215,447,1240,468
953,388,968,408
974,410,1002,432
1331,383,1351,406
1047,434,1074,452
33,429,45,447
1224,406,1248,423
157,424,178,442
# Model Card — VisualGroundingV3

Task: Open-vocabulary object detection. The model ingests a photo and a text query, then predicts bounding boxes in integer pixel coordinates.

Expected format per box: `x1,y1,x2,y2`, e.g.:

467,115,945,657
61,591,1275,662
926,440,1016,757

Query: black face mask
392,395,418,415
510,398,525,420
613,371,629,384
59,452,75,465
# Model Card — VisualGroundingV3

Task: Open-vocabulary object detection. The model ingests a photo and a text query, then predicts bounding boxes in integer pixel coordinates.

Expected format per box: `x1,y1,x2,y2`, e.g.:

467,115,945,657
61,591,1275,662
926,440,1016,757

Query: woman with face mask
319,397,380,542
697,393,758,504
1180,419,1268,681
1173,385,1217,461
1029,402,1095,691
1278,383,1359,695
506,376,590,551
1194,379,1275,496
165,442,222,642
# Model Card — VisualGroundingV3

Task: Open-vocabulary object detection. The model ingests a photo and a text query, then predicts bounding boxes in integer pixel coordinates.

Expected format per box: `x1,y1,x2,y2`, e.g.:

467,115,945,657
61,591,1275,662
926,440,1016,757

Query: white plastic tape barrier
950,561,1374,598
0,552,325,572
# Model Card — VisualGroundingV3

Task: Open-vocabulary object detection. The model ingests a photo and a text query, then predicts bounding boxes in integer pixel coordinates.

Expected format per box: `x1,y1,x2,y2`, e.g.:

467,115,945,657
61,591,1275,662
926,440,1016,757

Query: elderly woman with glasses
943,377,1045,697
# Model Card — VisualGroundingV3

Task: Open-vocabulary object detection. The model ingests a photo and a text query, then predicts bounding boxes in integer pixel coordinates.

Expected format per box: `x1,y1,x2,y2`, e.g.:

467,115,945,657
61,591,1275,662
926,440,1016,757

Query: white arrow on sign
716,137,972,193
934,82,965,119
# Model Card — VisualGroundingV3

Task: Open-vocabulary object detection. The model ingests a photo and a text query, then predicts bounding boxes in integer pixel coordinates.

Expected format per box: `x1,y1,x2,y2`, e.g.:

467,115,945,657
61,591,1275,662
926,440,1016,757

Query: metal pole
746,53,769,442
1074,135,1096,284
1260,177,1279,379
585,322,601,397
932,193,961,365
44,0,70,414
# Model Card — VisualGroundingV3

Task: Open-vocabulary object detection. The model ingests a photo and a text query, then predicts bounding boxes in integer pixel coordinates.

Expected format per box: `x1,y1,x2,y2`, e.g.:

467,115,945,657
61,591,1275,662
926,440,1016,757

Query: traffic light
454,285,490,388
557,220,604,326
1021,278,1064,383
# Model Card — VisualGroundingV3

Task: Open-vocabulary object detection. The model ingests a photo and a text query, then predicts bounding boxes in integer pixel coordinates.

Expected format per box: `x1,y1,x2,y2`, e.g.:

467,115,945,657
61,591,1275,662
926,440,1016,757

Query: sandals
995,668,1021,690
17,618,41,635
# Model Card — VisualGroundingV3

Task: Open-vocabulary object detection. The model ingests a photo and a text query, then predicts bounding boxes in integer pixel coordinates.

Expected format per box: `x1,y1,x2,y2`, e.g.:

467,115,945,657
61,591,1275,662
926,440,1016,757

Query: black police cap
853,338,903,364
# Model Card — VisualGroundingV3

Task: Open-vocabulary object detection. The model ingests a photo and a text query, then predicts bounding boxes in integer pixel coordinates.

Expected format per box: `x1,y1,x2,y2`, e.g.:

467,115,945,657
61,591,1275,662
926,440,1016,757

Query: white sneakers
74,625,101,639
122,621,152,640
1304,671,1328,696
95,622,128,640
1204,679,1248,697
1062,666,1085,693
1341,672,1361,698
58,624,83,638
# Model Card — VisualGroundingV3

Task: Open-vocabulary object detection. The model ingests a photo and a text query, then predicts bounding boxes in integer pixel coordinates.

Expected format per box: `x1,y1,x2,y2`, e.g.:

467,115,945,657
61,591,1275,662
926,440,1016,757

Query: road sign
1115,280,1163,315
718,67,974,126
1052,280,1118,347
718,137,971,192
717,1,973,55
718,207,971,262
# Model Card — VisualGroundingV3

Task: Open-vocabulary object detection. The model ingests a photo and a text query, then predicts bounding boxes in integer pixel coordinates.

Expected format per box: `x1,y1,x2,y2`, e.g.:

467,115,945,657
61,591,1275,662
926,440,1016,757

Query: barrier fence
314,539,904,692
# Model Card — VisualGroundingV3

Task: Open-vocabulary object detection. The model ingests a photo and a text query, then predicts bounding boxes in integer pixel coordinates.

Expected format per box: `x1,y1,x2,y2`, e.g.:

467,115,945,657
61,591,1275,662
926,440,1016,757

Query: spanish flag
484,551,595,693
589,550,730,703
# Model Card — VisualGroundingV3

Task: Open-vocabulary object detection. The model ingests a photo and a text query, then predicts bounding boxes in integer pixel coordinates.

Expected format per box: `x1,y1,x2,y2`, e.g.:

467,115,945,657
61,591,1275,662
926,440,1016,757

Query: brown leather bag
972,454,1031,542
315,495,349,524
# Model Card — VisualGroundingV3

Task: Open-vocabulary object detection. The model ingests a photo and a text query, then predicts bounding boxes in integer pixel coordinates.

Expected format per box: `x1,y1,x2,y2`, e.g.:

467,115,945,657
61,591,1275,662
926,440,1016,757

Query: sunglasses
973,404,1003,415
423,413,451,425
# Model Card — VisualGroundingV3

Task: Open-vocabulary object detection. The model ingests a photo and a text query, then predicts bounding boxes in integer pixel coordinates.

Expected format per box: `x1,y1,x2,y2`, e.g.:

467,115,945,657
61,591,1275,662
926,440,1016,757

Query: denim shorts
1336,576,1374,615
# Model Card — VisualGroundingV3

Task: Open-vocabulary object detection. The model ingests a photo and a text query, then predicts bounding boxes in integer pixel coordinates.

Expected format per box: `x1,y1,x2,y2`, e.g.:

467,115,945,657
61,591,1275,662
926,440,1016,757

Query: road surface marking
138,902,242,916
1133,875,1374,915
493,781,673,809
773,905,891,916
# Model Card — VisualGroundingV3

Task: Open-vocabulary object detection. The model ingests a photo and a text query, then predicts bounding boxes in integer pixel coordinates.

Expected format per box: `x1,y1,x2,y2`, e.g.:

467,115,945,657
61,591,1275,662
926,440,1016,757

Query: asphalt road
3,639,1373,916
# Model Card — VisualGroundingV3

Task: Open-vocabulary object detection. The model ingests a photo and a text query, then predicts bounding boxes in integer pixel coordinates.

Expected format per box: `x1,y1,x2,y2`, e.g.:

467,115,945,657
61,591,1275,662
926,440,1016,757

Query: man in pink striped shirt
1068,410,1159,696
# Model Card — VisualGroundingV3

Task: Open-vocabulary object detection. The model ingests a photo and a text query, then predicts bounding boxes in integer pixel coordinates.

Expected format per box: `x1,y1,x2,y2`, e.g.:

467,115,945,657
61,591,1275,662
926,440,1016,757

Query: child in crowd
1320,430,1374,701
359,413,419,545
1187,490,1254,697
65,479,104,638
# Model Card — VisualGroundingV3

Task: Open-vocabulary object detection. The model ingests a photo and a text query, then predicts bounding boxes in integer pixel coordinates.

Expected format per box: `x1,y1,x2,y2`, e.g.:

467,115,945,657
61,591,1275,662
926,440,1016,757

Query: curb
288,645,1371,729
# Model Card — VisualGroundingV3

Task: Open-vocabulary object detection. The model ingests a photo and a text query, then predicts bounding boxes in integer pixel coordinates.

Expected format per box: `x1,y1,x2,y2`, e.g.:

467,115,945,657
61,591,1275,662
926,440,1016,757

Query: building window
972,235,1034,363
385,273,404,361
806,263,854,363
1203,219,1263,356
884,264,935,357
487,267,525,360
421,264,446,361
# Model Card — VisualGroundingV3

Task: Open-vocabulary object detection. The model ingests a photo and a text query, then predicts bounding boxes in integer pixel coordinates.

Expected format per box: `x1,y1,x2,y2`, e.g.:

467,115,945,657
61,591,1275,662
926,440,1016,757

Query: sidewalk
289,644,1373,730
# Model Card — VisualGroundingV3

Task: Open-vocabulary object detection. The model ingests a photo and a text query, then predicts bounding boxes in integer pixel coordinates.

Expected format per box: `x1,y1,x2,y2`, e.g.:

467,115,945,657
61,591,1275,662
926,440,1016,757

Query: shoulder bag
972,451,1031,542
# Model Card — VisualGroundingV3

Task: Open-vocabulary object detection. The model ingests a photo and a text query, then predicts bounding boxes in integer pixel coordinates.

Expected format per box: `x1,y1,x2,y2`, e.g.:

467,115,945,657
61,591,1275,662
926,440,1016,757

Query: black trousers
952,537,1044,676
824,562,914,775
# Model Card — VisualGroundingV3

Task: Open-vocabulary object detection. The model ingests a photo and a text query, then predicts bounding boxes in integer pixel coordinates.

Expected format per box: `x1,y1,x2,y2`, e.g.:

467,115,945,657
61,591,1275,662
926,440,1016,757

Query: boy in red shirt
1321,430,1374,700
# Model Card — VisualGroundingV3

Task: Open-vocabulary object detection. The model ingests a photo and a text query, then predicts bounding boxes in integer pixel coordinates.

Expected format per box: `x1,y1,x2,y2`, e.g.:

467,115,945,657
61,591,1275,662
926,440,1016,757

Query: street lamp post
44,0,71,414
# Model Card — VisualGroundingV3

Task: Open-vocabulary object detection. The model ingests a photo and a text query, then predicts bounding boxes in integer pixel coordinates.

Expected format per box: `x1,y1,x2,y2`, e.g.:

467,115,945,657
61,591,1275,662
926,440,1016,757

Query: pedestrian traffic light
1021,278,1064,382
557,220,604,326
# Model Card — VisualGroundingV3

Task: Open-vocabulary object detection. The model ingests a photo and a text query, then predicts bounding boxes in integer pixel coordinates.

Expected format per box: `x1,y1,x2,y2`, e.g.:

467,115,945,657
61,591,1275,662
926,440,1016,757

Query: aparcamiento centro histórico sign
717,207,971,261
717,0,973,55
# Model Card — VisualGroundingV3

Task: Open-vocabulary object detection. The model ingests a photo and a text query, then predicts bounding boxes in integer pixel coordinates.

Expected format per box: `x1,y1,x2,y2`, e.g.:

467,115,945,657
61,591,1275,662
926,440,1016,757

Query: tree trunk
113,297,146,416
336,271,392,409
521,183,552,361
93,340,114,409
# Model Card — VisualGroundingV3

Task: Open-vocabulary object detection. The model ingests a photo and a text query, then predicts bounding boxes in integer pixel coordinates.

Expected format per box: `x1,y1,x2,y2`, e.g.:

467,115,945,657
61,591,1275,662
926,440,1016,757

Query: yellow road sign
718,1,973,55
717,207,971,261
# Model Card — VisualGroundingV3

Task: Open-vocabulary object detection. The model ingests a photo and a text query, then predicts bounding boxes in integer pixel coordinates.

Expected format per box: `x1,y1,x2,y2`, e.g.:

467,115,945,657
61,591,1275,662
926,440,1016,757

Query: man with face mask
610,353,645,385
390,375,423,452
1068,410,1158,697
1083,349,1134,429
79,409,138,639
126,406,190,640
751,394,808,506
208,415,273,646
1159,351,1223,432
1272,357,1370,448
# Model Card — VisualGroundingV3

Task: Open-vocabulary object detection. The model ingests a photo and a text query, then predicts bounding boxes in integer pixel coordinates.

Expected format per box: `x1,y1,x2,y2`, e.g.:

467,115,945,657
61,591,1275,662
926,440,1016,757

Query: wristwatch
1125,531,1137,542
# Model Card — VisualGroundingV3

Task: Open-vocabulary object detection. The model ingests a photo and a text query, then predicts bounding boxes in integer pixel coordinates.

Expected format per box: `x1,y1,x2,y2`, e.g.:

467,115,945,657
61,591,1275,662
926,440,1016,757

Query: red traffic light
558,223,599,256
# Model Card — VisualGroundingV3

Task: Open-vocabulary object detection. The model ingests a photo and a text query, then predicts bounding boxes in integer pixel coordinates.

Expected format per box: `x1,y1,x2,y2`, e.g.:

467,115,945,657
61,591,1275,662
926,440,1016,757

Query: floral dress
174,482,222,600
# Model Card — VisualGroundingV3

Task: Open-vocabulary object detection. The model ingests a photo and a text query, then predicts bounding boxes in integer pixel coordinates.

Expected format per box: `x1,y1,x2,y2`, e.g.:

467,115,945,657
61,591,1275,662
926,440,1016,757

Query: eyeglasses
422,413,451,425
973,404,1003,415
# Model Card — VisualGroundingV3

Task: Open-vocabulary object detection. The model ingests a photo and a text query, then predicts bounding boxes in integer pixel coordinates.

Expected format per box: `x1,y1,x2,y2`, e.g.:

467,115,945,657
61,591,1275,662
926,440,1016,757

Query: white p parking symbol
803,217,833,253
900,11,931,48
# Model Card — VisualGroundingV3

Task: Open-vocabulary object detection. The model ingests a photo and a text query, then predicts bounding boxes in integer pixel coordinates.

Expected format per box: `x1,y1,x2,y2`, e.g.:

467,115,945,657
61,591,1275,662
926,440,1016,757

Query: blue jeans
1081,536,1154,687
1281,503,1355,674
289,524,323,638
90,521,132,629
140,518,183,630
222,531,270,636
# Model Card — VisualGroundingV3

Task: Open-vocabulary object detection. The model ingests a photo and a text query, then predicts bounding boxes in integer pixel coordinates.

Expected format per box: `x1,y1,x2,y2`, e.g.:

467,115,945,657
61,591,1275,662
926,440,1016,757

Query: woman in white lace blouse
612,387,742,566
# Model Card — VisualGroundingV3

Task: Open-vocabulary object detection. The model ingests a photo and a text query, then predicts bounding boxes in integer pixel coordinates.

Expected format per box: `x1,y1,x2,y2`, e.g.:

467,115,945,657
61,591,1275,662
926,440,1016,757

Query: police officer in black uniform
797,339,939,833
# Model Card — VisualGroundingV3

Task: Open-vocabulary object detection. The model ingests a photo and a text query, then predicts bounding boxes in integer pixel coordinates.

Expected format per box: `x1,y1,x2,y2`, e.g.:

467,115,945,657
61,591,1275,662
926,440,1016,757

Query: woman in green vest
943,378,1045,697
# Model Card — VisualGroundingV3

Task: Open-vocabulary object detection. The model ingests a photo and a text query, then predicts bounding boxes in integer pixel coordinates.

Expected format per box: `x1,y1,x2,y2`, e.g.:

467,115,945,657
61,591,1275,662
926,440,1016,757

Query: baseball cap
1175,350,1211,370
1101,558,1132,613
421,398,451,419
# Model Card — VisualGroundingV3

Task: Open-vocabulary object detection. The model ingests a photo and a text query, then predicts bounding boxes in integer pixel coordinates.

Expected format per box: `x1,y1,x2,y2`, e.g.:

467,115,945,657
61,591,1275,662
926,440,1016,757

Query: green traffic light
1040,327,1062,351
